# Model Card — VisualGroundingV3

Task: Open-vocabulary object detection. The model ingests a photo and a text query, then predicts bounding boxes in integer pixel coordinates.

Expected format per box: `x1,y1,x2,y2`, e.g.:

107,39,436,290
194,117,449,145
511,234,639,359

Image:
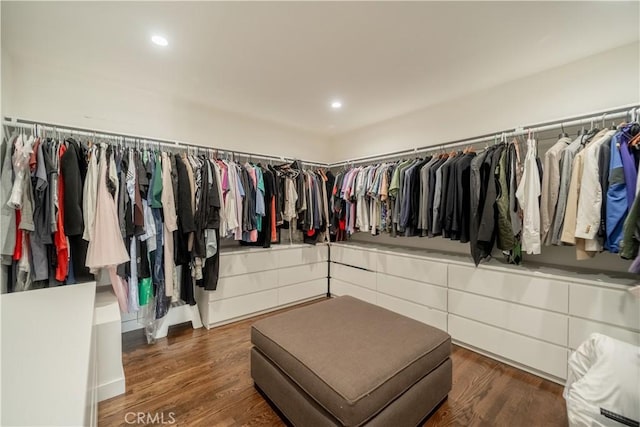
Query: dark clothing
452,152,476,243
496,148,515,251
598,138,612,245
409,158,430,232
442,154,464,238
60,138,86,236
261,166,276,248
427,158,446,237
201,229,220,290
174,155,194,266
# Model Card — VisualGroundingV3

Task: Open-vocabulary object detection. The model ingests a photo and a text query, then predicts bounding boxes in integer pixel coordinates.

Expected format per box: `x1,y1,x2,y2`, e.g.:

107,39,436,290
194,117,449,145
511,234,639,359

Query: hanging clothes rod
2,117,330,167
330,105,640,167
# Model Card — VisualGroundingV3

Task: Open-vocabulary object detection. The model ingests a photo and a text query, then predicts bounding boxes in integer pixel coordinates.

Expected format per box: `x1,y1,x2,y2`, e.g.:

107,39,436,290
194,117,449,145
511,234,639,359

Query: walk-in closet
1,2,639,426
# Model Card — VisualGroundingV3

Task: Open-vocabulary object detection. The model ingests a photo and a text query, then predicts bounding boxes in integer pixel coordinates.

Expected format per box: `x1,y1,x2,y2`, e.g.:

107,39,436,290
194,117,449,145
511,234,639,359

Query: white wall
3,54,329,163
329,42,640,163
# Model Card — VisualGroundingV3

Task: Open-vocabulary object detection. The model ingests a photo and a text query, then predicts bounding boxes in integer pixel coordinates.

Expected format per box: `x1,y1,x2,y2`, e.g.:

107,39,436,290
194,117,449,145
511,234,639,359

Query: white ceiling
2,1,639,136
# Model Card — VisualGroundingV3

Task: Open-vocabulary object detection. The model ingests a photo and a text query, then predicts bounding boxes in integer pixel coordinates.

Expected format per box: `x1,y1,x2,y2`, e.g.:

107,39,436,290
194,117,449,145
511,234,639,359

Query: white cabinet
330,245,376,270
278,279,327,306
569,284,640,331
94,287,126,402
448,265,569,313
330,279,377,305
1,283,98,426
331,263,376,290
448,289,568,346
206,270,279,301
377,294,447,331
569,317,640,349
196,244,328,328
377,273,447,311
448,314,568,380
219,250,279,277
329,243,639,384
377,253,447,287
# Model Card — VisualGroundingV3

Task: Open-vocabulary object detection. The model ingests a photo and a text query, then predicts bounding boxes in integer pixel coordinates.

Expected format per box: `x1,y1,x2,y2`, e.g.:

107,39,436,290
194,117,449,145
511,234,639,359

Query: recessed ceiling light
331,100,342,109
151,35,168,47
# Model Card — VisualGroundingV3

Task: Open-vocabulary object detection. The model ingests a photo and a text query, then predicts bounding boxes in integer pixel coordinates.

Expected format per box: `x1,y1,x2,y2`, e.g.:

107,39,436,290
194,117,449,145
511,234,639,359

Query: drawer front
448,265,568,313
209,289,279,324
279,262,327,287
377,294,447,331
278,279,327,306
377,253,447,287
204,270,279,302
331,263,376,291
377,273,447,311
278,246,328,268
448,290,568,346
220,251,279,277
569,284,640,331
569,317,640,349
448,314,567,380
330,279,377,305
330,246,376,270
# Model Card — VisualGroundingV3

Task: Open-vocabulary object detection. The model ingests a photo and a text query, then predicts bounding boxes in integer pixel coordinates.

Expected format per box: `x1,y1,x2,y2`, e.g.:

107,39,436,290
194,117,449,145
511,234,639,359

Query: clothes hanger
559,122,568,139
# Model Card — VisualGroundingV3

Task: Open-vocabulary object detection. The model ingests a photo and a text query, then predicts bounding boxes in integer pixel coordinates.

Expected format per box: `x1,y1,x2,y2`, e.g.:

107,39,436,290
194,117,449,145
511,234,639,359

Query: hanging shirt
606,131,628,253
161,152,178,299
550,136,583,245
575,130,616,249
54,144,69,282
516,139,541,255
0,134,17,261
541,137,571,244
561,130,610,259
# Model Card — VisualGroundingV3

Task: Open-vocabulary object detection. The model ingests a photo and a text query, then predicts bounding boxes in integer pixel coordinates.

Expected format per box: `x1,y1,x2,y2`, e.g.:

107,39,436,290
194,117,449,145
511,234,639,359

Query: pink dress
86,150,130,311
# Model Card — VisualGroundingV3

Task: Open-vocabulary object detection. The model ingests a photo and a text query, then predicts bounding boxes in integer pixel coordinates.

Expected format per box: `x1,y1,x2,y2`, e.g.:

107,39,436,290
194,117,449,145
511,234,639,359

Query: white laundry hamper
564,333,639,427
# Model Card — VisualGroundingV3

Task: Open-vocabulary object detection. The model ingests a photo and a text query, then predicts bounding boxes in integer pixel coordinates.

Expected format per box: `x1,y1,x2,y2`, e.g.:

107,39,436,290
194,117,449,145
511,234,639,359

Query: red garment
55,145,69,282
270,197,277,242
13,210,22,261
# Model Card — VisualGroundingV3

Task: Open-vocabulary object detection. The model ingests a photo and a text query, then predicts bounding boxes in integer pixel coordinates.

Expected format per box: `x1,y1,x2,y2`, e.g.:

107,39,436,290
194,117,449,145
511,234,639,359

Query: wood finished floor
99,298,568,427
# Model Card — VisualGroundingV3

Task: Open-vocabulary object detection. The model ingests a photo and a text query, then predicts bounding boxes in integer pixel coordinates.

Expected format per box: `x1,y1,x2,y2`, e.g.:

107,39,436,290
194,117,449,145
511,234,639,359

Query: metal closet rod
330,105,640,167
2,117,329,167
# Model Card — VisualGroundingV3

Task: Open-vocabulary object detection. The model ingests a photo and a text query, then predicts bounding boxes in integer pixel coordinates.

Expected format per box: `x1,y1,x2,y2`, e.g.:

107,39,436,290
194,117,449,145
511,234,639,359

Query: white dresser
195,244,329,328
1,283,98,427
330,243,640,384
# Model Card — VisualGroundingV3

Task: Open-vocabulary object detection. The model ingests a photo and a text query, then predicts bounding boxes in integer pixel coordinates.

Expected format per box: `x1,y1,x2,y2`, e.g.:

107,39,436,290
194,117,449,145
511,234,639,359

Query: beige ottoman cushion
251,296,451,426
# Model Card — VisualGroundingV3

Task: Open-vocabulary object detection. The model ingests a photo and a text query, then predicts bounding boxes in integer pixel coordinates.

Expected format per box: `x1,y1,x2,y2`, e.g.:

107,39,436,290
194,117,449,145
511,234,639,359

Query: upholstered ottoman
251,296,452,426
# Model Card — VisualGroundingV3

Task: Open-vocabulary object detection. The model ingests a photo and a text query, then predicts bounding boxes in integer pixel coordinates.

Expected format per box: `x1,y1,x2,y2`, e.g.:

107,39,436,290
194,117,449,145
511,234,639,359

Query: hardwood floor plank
99,298,567,426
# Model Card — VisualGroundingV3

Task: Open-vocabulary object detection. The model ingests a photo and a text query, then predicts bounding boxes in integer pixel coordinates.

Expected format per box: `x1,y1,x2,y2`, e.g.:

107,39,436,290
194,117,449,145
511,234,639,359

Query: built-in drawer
376,253,447,287
448,314,567,380
330,279,377,305
448,265,569,313
208,289,279,325
279,262,327,287
330,246,376,270
376,293,447,331
201,270,279,302
569,284,640,331
331,263,376,291
448,290,567,346
278,279,327,306
278,245,328,268
569,317,640,349
219,250,279,278
376,273,447,311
